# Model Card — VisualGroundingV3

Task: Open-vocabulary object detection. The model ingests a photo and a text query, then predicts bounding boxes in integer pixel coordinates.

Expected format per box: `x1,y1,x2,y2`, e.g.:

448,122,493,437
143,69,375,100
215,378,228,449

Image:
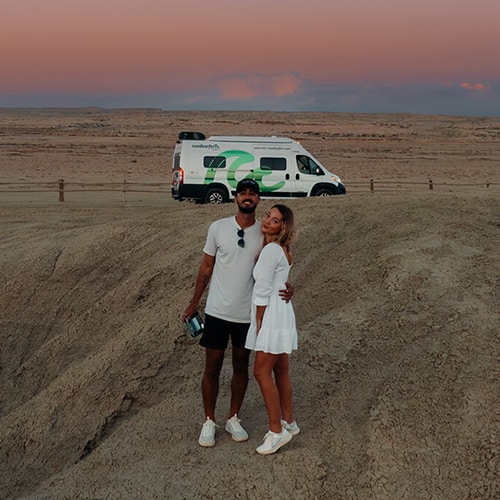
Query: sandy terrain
0,109,498,499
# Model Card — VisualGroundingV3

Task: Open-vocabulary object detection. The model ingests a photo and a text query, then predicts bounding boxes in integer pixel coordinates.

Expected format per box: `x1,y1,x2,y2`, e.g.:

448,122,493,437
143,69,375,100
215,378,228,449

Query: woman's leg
253,351,281,433
273,354,294,424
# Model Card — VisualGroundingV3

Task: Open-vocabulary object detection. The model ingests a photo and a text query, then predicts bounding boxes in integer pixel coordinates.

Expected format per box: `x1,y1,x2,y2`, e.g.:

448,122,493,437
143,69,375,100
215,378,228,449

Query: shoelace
263,430,281,443
229,417,244,429
201,420,218,430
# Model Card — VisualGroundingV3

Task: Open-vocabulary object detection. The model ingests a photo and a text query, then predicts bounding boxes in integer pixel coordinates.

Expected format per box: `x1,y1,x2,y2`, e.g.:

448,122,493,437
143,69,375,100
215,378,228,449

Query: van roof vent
178,131,206,141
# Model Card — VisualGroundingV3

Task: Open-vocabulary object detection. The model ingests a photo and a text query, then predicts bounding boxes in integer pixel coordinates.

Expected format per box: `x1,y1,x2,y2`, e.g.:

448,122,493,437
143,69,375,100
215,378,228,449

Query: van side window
260,157,286,171
204,156,226,169
296,155,324,175
173,153,181,169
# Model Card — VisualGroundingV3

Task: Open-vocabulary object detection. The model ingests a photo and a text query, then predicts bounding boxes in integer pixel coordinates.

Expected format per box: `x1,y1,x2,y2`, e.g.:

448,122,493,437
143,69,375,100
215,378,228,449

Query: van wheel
205,188,227,204
315,187,334,197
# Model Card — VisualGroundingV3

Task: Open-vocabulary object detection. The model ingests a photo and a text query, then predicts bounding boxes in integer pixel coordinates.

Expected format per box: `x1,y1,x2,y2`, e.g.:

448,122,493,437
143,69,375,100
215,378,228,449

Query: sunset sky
2,0,500,115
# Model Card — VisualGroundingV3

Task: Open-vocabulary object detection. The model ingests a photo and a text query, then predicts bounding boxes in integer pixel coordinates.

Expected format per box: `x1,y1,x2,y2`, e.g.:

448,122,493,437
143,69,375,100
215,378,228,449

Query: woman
245,204,300,455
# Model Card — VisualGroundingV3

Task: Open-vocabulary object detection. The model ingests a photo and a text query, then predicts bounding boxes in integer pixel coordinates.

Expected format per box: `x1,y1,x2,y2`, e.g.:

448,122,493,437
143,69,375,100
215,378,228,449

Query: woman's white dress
245,242,298,354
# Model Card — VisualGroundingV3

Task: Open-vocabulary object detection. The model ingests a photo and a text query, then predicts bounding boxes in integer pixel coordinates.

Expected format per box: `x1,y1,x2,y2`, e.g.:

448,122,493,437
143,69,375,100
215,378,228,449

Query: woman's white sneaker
256,429,292,455
281,419,300,435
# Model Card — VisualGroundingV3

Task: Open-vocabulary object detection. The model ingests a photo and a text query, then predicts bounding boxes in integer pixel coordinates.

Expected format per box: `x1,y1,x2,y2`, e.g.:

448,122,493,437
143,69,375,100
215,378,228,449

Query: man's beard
237,200,257,214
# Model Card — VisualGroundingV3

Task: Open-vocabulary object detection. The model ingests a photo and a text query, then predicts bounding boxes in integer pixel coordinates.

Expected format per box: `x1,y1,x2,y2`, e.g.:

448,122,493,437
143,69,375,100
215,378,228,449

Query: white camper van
171,131,346,203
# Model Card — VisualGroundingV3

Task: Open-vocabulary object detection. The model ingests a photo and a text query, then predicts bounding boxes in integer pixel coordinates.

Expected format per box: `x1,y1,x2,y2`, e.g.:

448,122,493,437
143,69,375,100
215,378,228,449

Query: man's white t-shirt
203,216,263,323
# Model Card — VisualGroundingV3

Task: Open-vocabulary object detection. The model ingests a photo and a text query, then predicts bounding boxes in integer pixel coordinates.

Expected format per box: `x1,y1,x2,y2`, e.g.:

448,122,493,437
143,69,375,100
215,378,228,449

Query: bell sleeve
252,244,280,307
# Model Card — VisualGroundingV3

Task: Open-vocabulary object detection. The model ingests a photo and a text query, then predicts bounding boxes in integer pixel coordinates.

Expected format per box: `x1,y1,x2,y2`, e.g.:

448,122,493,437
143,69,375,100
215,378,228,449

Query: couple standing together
183,179,299,455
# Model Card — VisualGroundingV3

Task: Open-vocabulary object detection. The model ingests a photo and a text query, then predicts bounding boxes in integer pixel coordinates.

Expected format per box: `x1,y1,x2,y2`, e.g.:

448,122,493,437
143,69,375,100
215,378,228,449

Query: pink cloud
268,74,302,97
461,82,489,92
217,73,302,100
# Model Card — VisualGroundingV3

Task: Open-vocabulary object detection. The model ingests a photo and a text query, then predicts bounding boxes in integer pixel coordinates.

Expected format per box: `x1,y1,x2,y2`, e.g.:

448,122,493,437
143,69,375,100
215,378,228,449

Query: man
183,178,291,447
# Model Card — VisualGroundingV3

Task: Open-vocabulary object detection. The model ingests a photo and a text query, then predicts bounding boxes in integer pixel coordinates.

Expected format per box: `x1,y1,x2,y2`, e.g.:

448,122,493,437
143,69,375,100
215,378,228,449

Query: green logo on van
203,150,285,192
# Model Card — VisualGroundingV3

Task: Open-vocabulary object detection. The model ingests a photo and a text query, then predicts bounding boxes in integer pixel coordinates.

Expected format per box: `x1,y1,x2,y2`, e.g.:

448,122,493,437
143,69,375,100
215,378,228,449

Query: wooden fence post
370,179,374,192
58,178,64,202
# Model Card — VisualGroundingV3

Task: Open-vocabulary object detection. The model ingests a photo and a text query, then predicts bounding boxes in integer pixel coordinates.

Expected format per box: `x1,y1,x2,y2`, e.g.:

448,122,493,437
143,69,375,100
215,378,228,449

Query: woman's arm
256,305,266,334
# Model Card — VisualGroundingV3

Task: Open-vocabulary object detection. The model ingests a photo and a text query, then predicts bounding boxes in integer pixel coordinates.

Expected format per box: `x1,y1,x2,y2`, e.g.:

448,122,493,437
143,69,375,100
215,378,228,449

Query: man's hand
278,281,293,303
182,303,198,323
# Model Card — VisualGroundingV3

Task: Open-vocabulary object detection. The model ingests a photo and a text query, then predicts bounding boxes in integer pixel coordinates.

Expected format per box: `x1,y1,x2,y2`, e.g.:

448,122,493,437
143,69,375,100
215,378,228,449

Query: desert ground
0,109,498,499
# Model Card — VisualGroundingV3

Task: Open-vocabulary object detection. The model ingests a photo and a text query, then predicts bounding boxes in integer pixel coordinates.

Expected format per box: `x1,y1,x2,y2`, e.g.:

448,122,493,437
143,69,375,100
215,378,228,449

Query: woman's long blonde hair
270,204,295,248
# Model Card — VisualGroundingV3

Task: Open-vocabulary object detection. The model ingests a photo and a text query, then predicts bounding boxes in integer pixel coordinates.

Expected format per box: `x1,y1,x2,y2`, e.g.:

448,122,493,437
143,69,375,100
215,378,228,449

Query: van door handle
296,174,300,180
285,173,290,180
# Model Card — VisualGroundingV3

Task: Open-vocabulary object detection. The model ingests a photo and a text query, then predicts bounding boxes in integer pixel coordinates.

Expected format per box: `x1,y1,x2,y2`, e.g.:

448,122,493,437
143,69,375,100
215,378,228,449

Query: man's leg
202,348,225,420
228,346,250,418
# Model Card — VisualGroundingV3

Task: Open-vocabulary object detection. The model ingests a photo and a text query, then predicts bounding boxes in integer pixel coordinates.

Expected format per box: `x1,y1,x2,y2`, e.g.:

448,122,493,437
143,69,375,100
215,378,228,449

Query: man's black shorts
199,314,250,350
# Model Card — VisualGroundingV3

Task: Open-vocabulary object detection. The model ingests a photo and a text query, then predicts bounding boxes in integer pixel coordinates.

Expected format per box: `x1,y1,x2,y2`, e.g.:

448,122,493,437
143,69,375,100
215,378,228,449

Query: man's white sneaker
199,417,216,447
225,414,249,442
281,419,300,436
256,429,292,455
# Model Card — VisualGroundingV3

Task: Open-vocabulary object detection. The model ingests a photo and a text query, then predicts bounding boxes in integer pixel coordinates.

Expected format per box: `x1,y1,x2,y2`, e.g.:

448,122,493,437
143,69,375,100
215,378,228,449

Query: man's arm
182,253,215,321
278,281,293,303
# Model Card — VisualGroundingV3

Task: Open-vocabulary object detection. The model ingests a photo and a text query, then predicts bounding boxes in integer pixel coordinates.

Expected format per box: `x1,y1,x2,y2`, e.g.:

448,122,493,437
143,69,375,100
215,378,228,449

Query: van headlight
331,175,342,184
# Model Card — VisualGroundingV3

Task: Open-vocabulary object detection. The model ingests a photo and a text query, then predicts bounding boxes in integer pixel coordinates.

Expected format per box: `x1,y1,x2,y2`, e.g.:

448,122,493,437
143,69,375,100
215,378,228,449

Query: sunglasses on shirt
237,228,245,248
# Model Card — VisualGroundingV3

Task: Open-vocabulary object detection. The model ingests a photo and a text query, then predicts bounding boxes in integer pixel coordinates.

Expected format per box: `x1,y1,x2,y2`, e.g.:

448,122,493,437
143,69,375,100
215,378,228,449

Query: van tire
314,187,334,197
205,187,228,204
